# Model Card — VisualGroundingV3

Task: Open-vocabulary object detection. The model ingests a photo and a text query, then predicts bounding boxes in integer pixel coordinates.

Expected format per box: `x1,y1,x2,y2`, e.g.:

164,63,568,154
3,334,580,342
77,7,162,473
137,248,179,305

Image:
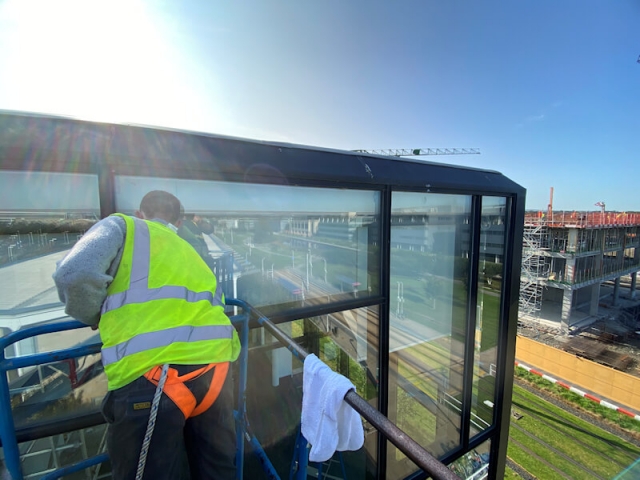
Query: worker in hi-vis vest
53,190,241,480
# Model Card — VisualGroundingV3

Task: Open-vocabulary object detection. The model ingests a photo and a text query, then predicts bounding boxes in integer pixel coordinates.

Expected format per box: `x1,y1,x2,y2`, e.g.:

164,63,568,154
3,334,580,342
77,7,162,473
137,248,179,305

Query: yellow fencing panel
516,336,640,412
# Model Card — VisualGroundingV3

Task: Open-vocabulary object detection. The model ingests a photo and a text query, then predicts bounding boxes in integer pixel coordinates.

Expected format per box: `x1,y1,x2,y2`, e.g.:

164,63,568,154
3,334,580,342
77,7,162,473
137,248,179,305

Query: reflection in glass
0,170,103,434
471,197,507,438
448,438,491,479
242,306,379,479
0,171,99,314
387,192,472,479
16,425,111,479
10,353,105,430
115,176,380,312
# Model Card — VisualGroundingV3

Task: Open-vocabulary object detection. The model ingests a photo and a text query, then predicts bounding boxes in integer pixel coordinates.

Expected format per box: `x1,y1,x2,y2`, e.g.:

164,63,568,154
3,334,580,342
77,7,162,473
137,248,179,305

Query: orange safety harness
144,362,229,419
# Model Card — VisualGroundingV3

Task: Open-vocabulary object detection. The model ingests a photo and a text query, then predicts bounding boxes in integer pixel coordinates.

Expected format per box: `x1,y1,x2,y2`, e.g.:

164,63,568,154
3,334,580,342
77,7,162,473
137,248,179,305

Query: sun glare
0,0,226,131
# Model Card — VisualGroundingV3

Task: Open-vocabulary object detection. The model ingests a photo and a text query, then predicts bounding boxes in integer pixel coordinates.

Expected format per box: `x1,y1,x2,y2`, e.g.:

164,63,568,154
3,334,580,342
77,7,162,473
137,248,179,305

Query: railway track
510,419,607,480
509,390,637,479
511,389,639,471
508,435,574,480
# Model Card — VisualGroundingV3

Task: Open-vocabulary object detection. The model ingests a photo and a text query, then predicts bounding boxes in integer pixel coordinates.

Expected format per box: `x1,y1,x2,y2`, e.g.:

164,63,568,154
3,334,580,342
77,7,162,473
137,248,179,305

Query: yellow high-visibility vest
99,214,241,390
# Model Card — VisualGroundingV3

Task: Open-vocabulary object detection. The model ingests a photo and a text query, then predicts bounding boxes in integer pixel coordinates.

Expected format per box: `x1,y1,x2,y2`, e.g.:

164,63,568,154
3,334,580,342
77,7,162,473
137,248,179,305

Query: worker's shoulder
93,214,127,233
79,215,128,245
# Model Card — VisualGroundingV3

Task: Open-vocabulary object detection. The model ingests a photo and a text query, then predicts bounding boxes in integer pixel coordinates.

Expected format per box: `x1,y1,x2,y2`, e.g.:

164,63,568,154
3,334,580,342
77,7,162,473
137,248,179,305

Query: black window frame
0,111,525,480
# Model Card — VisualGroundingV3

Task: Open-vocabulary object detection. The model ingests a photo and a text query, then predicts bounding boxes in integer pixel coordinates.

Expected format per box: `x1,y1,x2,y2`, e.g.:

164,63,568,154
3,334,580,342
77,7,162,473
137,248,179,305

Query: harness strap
144,362,229,419
192,362,229,417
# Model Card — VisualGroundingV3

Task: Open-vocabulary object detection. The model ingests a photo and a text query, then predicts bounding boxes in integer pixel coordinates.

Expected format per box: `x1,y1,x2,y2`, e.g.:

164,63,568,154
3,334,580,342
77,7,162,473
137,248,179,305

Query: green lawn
508,384,640,479
504,467,523,479
515,368,640,435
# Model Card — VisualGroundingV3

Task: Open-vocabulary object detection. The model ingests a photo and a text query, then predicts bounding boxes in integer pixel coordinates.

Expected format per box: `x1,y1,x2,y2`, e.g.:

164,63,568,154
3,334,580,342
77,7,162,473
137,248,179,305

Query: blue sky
0,0,638,211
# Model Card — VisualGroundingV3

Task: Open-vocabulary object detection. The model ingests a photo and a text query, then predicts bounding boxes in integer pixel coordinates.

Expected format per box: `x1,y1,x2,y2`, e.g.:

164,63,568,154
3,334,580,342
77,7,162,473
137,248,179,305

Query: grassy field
508,384,640,479
395,353,640,479
515,368,640,436
504,467,522,479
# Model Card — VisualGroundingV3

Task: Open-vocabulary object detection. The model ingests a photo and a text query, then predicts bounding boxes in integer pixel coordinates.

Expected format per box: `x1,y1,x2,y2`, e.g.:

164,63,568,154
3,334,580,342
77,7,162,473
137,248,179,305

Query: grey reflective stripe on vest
101,217,224,314
101,324,235,366
102,285,224,312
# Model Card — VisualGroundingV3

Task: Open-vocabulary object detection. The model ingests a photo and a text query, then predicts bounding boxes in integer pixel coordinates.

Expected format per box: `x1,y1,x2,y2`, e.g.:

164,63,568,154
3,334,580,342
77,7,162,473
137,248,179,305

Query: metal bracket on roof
355,156,374,179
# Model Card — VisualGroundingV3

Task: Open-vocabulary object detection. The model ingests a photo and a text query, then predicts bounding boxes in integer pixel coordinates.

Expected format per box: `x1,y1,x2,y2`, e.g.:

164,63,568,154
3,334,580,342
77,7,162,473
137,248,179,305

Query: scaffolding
519,221,549,320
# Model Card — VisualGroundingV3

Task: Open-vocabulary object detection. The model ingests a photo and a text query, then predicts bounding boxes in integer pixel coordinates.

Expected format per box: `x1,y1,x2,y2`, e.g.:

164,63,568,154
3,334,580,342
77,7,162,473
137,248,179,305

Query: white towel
301,354,365,462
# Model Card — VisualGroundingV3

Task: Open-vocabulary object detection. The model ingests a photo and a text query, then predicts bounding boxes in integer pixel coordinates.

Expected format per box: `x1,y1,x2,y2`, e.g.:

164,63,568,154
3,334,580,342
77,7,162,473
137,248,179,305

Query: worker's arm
53,216,126,326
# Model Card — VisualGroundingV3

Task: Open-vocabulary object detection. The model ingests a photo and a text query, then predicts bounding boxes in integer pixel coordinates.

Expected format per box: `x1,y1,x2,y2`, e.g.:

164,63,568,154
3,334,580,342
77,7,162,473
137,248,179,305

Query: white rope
135,363,169,480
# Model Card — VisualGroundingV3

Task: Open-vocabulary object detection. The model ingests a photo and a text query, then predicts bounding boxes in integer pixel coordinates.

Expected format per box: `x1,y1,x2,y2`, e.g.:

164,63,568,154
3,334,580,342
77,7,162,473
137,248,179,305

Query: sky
0,0,638,211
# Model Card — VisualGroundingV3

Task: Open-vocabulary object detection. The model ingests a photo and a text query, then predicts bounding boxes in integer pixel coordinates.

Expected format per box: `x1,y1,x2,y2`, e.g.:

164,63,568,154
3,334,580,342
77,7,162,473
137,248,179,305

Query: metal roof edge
0,109,502,177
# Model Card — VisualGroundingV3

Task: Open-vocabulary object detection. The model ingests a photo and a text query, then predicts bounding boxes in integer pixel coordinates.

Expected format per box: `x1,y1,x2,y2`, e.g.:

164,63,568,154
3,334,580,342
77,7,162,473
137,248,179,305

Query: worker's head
136,191,182,226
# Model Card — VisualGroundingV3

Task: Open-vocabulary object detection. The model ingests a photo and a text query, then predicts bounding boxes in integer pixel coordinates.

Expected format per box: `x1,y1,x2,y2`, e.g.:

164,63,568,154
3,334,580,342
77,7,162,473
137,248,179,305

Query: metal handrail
0,307,257,480
226,298,459,480
0,320,103,480
1,300,458,480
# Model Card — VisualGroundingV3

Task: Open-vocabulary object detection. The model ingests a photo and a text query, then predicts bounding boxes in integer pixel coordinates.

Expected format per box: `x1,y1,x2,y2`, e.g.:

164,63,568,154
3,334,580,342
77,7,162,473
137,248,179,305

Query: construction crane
352,148,480,157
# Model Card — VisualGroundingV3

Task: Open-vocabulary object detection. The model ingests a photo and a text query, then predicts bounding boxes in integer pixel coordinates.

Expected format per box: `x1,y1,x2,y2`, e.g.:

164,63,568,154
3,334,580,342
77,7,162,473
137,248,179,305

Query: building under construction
520,210,640,333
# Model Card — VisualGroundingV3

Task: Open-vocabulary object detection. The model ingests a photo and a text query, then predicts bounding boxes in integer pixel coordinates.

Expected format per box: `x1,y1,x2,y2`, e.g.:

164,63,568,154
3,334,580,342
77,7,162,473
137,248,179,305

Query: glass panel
0,171,100,313
114,176,380,313
387,192,472,479
0,170,103,429
242,306,379,479
448,438,491,479
471,197,507,437
8,351,104,430
1,425,111,480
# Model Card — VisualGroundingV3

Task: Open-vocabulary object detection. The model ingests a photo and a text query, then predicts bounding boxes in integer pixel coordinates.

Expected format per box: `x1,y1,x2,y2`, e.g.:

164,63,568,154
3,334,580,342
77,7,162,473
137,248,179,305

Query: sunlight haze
1,0,638,211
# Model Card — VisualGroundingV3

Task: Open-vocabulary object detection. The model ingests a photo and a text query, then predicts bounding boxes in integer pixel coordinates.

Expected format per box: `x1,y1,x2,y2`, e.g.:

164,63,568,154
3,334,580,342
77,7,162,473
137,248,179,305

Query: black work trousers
101,364,236,480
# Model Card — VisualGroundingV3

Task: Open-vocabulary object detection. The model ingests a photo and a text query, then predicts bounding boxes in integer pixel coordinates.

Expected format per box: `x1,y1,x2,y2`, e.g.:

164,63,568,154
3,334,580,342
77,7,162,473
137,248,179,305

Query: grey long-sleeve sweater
52,216,127,326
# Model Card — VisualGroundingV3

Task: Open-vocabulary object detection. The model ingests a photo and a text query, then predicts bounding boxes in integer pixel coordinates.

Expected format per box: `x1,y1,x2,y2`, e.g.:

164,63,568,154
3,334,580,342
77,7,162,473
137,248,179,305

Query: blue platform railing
0,299,278,480
0,320,103,480
1,299,459,480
